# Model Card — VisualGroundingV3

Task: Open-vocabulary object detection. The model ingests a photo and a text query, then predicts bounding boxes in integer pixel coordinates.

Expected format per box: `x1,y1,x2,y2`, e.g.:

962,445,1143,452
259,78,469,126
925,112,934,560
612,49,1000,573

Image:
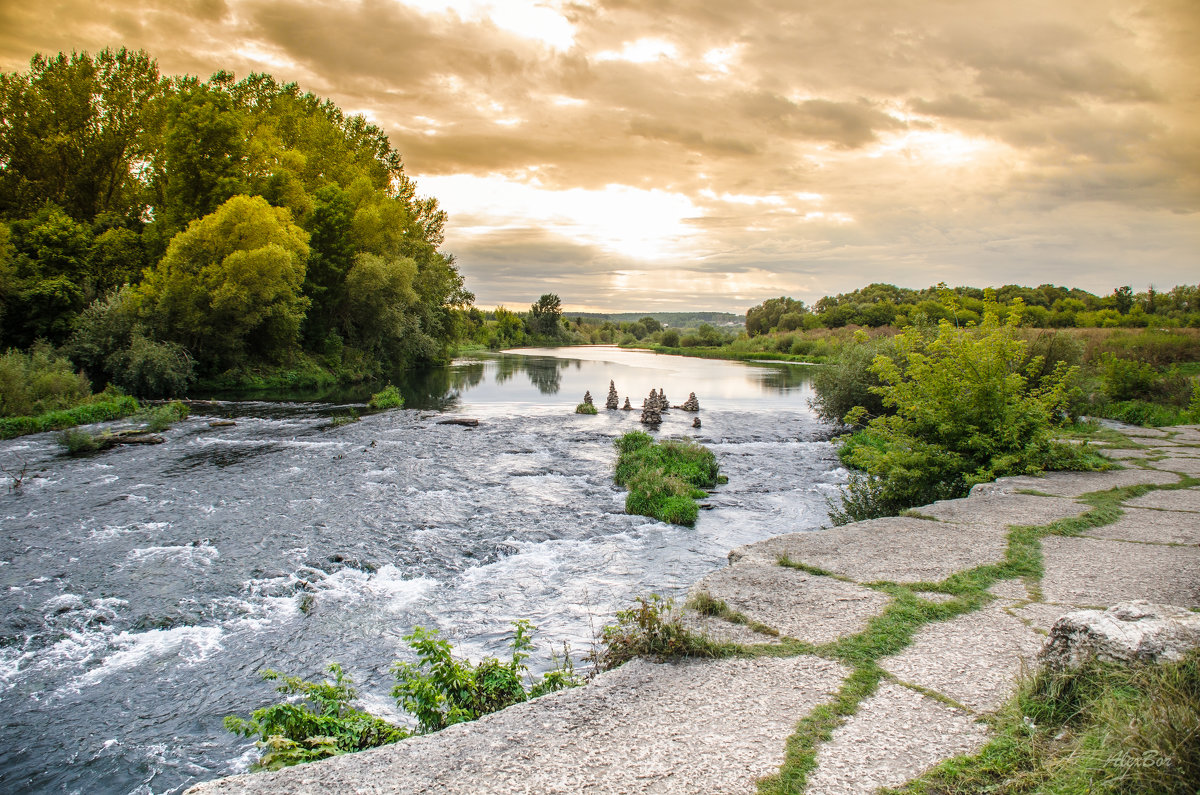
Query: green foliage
57,428,111,454
142,400,189,432
889,651,1200,795
599,594,728,669
613,432,721,526
529,293,563,338
832,305,1106,522
224,664,409,772
0,393,139,439
0,344,92,416
367,384,404,410
391,620,582,734
575,402,598,414
811,333,904,425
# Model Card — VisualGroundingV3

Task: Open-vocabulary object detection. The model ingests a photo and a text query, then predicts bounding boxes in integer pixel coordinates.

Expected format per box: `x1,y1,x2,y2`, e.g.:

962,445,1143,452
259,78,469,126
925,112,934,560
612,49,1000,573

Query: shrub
57,429,111,454
224,664,408,771
143,400,189,432
367,384,404,410
810,334,905,425
0,344,92,417
660,330,680,347
599,594,726,669
832,305,1106,522
392,620,581,734
107,331,196,398
575,402,598,414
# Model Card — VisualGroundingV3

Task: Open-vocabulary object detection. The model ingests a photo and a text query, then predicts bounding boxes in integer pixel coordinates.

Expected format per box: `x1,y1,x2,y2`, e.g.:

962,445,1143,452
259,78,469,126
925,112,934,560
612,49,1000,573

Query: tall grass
613,431,723,525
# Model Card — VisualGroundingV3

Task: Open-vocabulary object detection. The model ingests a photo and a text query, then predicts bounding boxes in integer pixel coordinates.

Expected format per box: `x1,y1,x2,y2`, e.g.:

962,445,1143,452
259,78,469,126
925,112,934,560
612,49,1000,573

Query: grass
884,651,1200,794
367,385,404,410
142,401,190,432
575,402,598,414
598,594,734,669
613,431,722,526
0,394,140,439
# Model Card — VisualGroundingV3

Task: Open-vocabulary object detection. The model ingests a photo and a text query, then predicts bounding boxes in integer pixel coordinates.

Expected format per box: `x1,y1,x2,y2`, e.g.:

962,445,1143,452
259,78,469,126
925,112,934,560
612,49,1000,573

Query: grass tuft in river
614,431,722,526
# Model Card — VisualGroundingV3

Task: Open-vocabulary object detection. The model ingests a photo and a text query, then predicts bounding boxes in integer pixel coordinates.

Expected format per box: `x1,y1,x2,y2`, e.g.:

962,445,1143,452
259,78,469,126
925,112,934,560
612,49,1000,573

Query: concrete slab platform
1041,536,1200,607
1125,487,1200,512
1082,506,1200,545
972,468,1179,498
1150,456,1200,474
988,578,1029,601
915,492,1085,529
731,517,1009,585
690,561,891,644
806,681,989,795
188,656,849,795
1009,601,1075,634
881,602,1044,712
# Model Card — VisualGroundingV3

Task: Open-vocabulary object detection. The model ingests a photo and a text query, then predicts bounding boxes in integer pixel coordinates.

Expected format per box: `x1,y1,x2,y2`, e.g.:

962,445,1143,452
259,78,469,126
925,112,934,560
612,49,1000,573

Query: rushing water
0,347,844,794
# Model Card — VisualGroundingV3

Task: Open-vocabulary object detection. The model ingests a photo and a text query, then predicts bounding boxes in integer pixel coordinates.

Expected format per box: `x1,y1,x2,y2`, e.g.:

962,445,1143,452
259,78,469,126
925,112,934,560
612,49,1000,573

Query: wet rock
692,417,702,428
1039,601,1200,672
606,381,619,410
678,392,700,412
208,420,237,427
438,418,480,427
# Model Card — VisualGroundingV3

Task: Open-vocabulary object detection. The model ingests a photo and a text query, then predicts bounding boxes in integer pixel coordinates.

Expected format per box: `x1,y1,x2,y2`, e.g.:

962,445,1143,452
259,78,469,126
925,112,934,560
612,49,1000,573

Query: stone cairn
657,388,669,411
582,390,594,407
622,397,633,410
606,380,620,410
678,392,700,412
640,390,662,426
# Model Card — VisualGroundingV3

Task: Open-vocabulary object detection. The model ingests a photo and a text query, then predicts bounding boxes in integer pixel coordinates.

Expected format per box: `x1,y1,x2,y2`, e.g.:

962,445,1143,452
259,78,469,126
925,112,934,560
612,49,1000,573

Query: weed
575,402,598,414
142,401,189,432
599,594,731,669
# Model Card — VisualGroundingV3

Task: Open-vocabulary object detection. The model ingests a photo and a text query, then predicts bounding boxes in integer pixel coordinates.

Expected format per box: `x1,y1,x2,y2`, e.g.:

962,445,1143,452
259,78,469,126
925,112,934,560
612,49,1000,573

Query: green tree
0,48,165,223
530,293,563,337
136,195,309,371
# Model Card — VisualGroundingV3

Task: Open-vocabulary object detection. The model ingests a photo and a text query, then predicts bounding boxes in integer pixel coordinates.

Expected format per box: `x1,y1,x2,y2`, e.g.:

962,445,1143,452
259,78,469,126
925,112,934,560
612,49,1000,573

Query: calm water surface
0,347,844,794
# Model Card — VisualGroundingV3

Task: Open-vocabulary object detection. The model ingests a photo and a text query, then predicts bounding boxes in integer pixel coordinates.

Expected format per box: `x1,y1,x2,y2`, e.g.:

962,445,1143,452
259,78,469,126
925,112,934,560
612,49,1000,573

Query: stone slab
1149,456,1200,474
881,602,1044,712
189,656,848,795
806,681,989,795
690,561,892,644
1125,487,1200,512
913,492,1085,530
988,578,1029,601
972,468,1179,498
1102,448,1155,460
1082,506,1200,545
1041,536,1200,608
680,610,782,646
731,517,1010,585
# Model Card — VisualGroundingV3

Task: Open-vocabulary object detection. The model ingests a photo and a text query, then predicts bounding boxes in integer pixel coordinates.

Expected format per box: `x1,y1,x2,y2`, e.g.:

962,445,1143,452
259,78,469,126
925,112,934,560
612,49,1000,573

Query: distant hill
565,312,743,329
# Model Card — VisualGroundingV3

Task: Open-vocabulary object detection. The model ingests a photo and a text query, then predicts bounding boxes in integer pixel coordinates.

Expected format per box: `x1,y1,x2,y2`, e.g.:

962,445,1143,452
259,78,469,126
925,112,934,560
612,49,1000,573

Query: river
0,346,844,794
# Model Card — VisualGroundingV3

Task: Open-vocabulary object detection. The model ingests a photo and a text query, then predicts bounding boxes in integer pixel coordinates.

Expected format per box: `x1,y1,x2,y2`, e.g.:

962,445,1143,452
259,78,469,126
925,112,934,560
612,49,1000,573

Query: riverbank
187,423,1200,793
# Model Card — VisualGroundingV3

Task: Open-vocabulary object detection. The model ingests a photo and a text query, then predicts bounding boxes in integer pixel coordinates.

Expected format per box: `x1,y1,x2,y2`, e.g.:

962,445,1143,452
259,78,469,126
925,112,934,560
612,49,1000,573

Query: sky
1,0,1197,313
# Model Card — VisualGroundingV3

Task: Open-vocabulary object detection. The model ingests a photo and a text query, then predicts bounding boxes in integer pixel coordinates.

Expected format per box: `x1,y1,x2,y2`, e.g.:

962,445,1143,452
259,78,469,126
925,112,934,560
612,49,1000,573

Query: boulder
1038,601,1200,672
606,380,619,410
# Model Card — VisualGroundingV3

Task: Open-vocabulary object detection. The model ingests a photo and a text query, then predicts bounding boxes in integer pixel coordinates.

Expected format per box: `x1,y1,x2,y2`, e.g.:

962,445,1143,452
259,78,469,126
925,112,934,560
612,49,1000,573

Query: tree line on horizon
0,48,472,396
745,282,1200,336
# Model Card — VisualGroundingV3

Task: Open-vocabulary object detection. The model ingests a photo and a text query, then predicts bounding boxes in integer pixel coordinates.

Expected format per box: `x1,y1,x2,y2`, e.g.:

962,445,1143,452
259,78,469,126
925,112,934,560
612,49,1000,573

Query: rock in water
606,380,619,410
622,397,633,410
640,391,662,426
692,417,702,428
679,392,700,412
1039,601,1200,672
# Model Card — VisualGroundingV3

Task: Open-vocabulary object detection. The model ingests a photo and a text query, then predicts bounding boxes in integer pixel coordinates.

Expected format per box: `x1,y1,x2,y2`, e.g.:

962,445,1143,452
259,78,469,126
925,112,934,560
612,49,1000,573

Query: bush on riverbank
614,431,722,526
0,393,140,439
891,650,1200,794
828,306,1108,523
224,664,409,771
227,621,581,770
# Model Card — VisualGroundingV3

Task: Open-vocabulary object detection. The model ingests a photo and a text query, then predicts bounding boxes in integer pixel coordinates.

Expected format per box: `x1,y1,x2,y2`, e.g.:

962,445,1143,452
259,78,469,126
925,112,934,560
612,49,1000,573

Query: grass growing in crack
757,477,1182,794
598,594,733,669
687,593,780,638
882,650,1200,795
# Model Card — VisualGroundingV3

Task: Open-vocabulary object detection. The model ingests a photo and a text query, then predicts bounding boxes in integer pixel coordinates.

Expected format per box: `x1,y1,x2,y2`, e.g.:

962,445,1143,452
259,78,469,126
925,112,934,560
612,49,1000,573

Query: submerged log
438,418,481,427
